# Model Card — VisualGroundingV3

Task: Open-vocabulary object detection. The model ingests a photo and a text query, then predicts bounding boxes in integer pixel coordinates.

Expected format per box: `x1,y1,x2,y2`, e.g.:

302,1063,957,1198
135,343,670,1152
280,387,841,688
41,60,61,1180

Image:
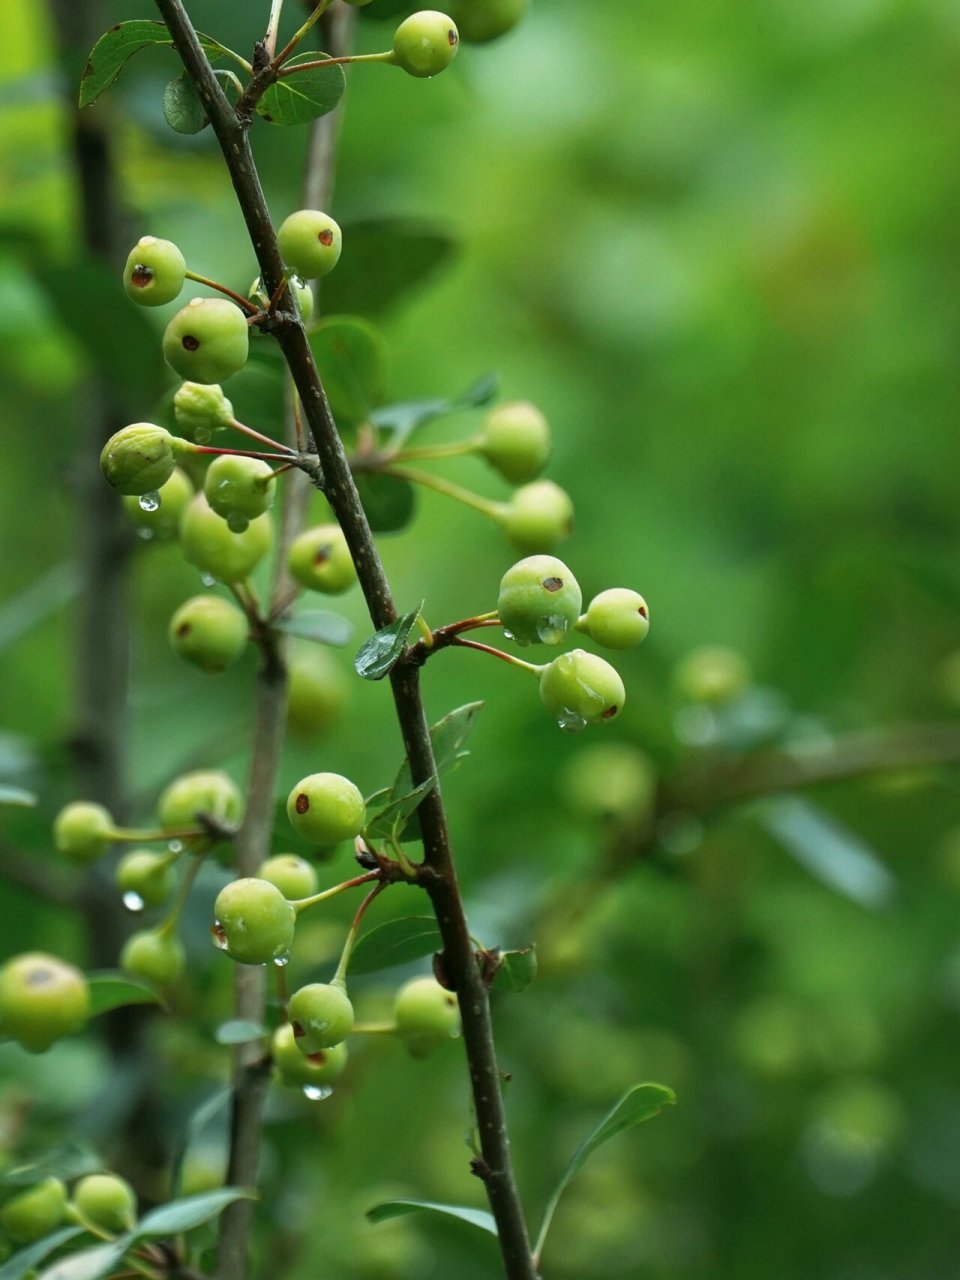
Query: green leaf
366,1199,496,1236
257,52,346,126
348,916,442,976
354,606,422,681
355,472,417,534
170,1086,231,1199
533,1083,676,1263
274,611,353,647
135,1188,254,1238
363,776,437,841
0,1144,102,1188
322,218,459,319
215,1019,268,1046
394,702,483,798
0,785,36,807
310,317,387,426
86,972,163,1016
490,945,537,994
0,1227,84,1280
162,76,208,134
372,372,499,451
79,20,239,108
37,1240,128,1280
0,564,76,654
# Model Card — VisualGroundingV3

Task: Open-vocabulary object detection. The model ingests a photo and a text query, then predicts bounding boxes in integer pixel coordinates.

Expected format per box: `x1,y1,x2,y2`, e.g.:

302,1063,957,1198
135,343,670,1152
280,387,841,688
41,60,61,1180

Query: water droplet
302,1085,333,1102
200,572,216,587
122,890,145,913
227,512,250,534
536,615,567,645
194,426,212,444
211,921,229,950
502,628,514,641
168,839,183,854
556,707,587,734
273,950,290,967
139,491,161,512
135,528,154,542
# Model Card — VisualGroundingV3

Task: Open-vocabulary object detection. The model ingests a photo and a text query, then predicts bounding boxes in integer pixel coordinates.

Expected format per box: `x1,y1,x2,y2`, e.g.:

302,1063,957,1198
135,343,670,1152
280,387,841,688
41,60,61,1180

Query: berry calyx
204,454,276,528
474,400,551,484
287,524,356,594
497,555,582,646
122,468,194,540
115,850,175,908
162,298,250,384
257,854,319,900
169,595,249,673
0,1179,68,1244
122,236,187,307
120,930,185,986
0,953,90,1053
539,649,626,729
498,480,574,553
213,878,297,965
71,1174,137,1234
286,647,348,738
392,11,460,78
581,588,650,649
447,0,527,42
53,801,115,863
286,773,366,846
288,981,354,1052
180,493,273,583
100,424,181,496
277,211,343,281
272,1023,348,1088
157,769,243,831
393,976,460,1058
173,382,235,442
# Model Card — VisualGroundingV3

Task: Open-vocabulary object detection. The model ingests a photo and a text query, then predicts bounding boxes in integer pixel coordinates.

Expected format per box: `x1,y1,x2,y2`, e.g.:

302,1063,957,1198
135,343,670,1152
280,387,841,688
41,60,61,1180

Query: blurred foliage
2,0,960,1277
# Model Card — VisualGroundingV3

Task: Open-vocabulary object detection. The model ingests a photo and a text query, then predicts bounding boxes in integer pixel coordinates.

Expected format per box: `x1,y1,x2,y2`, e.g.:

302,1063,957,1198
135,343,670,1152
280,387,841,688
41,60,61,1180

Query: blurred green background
2,0,960,1276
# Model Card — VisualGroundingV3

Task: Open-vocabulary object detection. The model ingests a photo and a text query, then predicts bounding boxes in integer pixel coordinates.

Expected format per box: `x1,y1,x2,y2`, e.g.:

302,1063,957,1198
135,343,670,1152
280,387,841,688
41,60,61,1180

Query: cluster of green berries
0,1172,137,1247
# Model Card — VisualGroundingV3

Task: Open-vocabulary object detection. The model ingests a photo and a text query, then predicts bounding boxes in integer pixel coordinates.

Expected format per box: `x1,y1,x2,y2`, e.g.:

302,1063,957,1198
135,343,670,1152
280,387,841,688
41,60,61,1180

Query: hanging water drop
194,426,212,444
168,839,183,854
227,512,250,534
556,707,587,734
502,628,514,641
211,921,229,950
135,528,154,542
302,1085,333,1102
537,615,567,645
200,572,216,587
273,950,290,968
122,891,145,913
139,491,161,512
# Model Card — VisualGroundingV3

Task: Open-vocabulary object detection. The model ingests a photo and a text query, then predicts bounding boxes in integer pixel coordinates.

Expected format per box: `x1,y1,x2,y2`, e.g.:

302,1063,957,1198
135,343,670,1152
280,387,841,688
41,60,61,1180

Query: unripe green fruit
475,400,550,483
393,976,460,1058
173,382,235,442
120,930,185,986
0,954,90,1053
115,850,175,908
163,298,249,384
257,854,319,900
447,0,527,42
100,424,179,496
582,588,650,650
180,493,273,583
561,744,656,825
498,555,582,646
250,275,314,323
286,647,348,737
286,773,365,845
0,1179,67,1244
213,878,296,965
498,480,574,553
122,467,194,539
72,1174,137,1234
539,649,626,728
272,1022,348,1087
392,11,460,78
53,801,115,863
277,211,343,280
123,236,187,307
288,981,354,1052
674,646,750,706
169,595,248,673
157,769,243,830
204,455,276,528
287,524,356,594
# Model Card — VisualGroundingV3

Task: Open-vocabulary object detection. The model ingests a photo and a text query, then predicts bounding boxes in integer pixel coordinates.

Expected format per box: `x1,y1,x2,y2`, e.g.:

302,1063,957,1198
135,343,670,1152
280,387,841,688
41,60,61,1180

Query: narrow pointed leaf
0,785,36,807
394,702,483,797
79,21,237,108
0,1227,85,1280
0,1145,102,1188
490,945,537,994
366,1199,496,1236
135,1188,255,1238
354,606,422,681
170,1086,231,1198
348,916,442,976
274,610,353,647
372,371,499,449
257,53,346,126
364,776,437,840
86,972,163,1016
215,1019,268,1046
37,1240,129,1280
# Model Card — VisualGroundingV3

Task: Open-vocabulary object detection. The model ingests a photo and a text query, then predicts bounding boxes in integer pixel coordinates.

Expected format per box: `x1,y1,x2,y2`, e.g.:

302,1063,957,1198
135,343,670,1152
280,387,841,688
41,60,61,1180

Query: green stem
108,826,205,843
272,0,334,69
449,636,544,676
332,883,385,985
227,418,297,455
156,852,207,938
276,50,395,77
191,444,297,465
292,870,380,915
184,270,260,314
383,465,503,520
351,1021,397,1035
390,438,478,464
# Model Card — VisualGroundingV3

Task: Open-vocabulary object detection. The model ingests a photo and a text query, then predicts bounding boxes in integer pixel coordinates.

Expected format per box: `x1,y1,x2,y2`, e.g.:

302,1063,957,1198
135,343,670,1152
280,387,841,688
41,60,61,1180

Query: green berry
169,595,248,673
272,1023,348,1088
288,981,354,1052
474,400,551,483
498,480,574,553
122,236,187,307
539,649,626,729
286,773,365,846
115,850,175,908
213,878,296,965
204,455,276,528
393,976,460,1058
277,211,343,281
674,646,750,706
0,953,90,1053
250,275,314,323
447,0,527,42
0,1179,67,1244
53,801,115,863
157,769,243,830
392,11,460,78
180,493,273,583
122,467,194,540
163,298,249,384
561,744,656,825
582,588,650,650
100,424,180,496
173,382,235,443
497,555,582,646
120,930,185,986
257,854,319,900
286,647,348,737
287,524,356,594
71,1174,137,1234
